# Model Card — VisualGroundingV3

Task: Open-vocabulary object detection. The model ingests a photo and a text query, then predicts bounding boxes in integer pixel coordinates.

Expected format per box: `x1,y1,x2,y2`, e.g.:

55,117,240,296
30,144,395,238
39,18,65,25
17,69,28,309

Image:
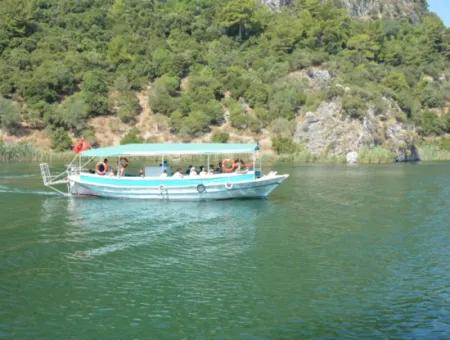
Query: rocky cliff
291,68,420,162
261,0,428,22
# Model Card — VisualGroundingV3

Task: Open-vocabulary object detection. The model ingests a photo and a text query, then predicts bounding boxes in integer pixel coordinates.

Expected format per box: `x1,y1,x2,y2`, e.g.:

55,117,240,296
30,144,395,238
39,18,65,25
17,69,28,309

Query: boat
40,143,288,200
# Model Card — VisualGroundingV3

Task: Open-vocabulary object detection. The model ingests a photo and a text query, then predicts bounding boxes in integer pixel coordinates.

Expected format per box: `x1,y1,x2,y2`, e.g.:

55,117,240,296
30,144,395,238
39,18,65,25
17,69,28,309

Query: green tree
53,93,90,132
81,71,109,116
217,0,259,40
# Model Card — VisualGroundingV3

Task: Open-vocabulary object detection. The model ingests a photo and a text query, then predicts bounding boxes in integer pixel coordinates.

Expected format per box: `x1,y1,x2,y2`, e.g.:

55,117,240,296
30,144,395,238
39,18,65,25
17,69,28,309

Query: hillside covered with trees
0,0,449,159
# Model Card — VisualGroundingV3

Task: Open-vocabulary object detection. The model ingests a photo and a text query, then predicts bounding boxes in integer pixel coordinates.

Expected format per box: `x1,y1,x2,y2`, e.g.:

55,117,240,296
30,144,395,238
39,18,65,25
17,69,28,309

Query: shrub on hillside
81,71,109,116
415,110,446,136
211,131,229,143
342,95,367,120
270,117,294,138
50,128,72,151
53,93,89,132
272,137,298,154
179,111,211,136
80,129,97,147
0,96,21,133
116,92,141,123
120,128,144,144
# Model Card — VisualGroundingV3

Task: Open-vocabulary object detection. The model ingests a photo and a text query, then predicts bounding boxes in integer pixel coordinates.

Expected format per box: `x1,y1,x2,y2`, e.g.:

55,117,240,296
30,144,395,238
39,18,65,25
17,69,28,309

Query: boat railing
39,163,70,196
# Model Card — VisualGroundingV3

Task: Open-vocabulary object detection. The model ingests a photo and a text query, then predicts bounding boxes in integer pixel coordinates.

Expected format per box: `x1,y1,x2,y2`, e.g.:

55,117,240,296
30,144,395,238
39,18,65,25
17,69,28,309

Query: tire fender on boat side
95,162,106,176
197,184,206,193
222,159,234,173
225,182,233,190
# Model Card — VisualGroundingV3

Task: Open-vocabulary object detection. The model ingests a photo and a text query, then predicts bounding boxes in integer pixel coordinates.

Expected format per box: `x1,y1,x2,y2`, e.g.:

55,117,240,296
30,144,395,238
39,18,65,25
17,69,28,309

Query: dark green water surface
1,162,449,338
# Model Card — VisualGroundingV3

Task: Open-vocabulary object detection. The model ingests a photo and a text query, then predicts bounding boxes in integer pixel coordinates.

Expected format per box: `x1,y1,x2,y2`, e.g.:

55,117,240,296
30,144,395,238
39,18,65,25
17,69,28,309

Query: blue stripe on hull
79,173,255,187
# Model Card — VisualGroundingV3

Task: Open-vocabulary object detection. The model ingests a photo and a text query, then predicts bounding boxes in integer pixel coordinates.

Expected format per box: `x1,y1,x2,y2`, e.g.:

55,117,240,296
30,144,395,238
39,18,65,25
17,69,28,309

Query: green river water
0,161,449,338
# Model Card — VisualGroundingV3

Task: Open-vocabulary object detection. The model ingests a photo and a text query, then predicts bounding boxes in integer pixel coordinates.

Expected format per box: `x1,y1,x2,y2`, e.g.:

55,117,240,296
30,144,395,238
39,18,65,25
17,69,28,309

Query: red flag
73,138,91,154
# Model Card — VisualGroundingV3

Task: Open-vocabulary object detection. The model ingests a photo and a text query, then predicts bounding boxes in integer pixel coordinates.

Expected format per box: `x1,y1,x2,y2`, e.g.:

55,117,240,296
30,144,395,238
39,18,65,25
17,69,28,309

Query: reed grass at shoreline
1,142,449,164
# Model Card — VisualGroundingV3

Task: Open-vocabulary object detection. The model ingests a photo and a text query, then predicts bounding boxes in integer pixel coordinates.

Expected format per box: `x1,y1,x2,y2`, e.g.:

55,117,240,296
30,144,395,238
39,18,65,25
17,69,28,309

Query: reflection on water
61,197,264,260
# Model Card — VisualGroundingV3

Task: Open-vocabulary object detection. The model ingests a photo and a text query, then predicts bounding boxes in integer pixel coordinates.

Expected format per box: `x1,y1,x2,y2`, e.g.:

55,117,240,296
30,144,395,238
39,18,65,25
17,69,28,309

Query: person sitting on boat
139,168,144,177
215,161,222,174
173,168,184,178
189,166,198,176
199,166,207,176
209,165,215,175
118,165,125,177
233,159,241,172
104,159,110,172
186,165,193,175
160,169,168,177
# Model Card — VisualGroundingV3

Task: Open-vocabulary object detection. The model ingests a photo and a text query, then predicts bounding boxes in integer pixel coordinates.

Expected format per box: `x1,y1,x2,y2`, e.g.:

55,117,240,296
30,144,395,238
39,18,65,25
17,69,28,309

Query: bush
50,128,72,151
116,92,141,123
80,129,97,147
53,93,89,132
169,110,184,133
149,74,180,115
120,128,144,144
358,146,395,164
270,117,294,138
179,111,210,136
268,78,306,120
272,137,298,154
0,96,21,132
80,71,110,116
26,100,51,129
211,131,229,143
439,137,450,151
342,95,367,120
415,110,446,136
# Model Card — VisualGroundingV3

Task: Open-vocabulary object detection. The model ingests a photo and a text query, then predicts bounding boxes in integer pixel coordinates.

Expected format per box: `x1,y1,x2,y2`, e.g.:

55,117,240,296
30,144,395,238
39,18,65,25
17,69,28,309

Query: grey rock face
336,0,426,22
294,98,420,162
260,0,426,22
260,0,292,10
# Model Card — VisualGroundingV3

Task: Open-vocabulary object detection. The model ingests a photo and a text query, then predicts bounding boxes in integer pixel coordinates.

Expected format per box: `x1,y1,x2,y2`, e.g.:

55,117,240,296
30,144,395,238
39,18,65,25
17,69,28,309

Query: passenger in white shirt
160,170,168,177
199,167,207,176
189,166,198,176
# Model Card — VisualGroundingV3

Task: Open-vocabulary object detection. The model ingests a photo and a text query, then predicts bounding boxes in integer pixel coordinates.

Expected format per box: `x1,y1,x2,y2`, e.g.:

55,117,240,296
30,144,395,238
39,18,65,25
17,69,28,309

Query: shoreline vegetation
2,140,449,164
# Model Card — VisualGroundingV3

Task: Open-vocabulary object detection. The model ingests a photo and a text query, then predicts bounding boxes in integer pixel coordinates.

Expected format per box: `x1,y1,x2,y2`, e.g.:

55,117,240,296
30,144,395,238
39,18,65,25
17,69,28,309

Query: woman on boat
173,168,184,178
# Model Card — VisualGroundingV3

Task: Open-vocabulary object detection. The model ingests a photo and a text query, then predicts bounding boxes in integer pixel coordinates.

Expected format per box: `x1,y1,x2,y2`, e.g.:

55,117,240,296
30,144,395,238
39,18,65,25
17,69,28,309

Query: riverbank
1,140,449,164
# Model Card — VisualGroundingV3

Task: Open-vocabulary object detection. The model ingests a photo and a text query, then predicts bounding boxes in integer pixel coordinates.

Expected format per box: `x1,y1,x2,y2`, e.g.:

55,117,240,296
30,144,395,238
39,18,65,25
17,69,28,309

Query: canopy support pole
207,155,210,172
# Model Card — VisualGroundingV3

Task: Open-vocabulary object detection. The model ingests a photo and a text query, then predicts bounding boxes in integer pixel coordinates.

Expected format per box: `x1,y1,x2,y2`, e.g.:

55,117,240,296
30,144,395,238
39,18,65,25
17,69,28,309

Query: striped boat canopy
80,143,259,157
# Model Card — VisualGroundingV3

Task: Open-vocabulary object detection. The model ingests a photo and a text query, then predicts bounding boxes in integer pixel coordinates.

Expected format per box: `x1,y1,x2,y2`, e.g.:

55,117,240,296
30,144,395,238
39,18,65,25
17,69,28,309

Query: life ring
119,157,129,168
222,159,234,173
225,182,233,190
197,184,206,193
95,162,106,175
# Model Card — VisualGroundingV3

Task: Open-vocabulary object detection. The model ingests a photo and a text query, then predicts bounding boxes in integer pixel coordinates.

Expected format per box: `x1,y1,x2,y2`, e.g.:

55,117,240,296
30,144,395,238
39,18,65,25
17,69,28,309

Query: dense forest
0,0,449,154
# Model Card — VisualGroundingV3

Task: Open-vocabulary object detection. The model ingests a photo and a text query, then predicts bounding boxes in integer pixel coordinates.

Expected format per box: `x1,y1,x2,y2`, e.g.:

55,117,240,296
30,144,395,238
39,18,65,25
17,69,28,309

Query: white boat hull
68,173,288,201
